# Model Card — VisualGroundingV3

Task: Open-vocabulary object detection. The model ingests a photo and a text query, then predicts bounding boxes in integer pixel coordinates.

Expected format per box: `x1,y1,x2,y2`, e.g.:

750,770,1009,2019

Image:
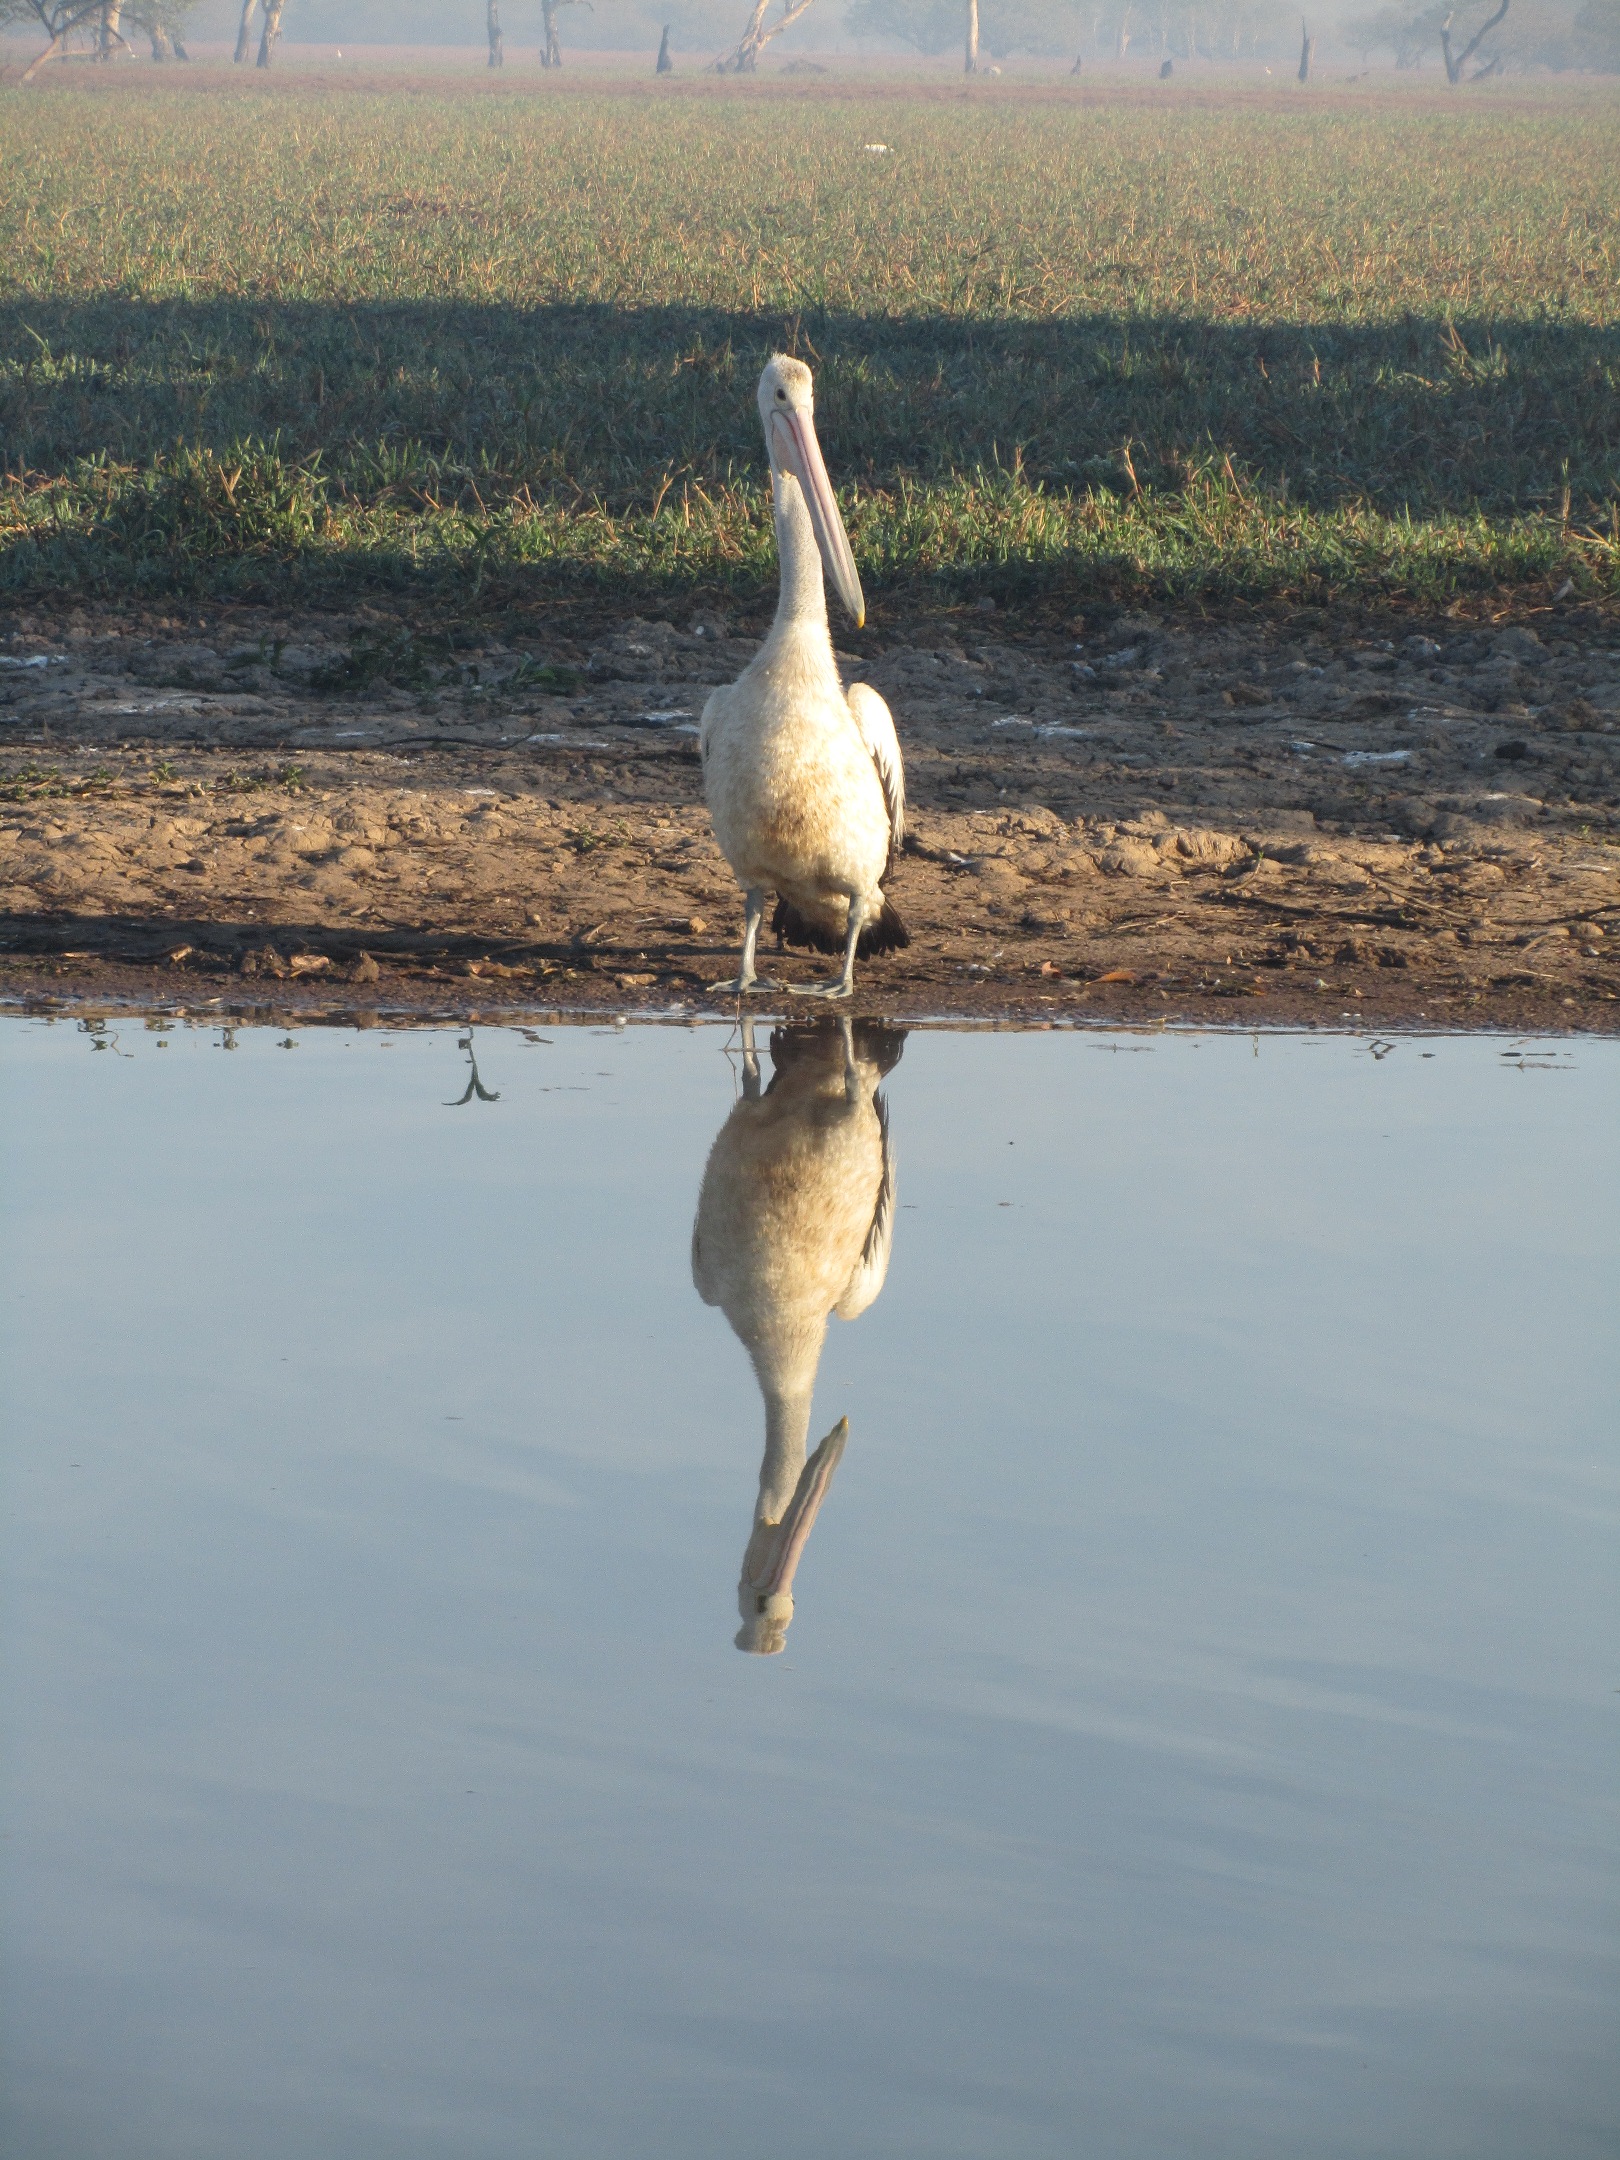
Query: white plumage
691,1016,903,1653
700,355,907,999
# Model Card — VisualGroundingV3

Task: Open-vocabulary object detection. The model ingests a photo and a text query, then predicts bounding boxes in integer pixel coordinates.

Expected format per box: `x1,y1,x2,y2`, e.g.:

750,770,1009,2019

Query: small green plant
226,633,287,674
215,767,282,794
151,759,179,783
0,763,61,801
508,657,583,695
308,628,452,695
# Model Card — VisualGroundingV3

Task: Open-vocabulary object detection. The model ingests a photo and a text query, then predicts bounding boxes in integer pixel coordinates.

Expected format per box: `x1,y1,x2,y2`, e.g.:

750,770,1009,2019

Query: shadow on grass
2,298,1616,603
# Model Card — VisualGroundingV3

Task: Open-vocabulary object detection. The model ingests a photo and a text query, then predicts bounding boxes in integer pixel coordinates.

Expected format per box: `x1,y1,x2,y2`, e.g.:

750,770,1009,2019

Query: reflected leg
739,1015,763,1101
839,1014,859,1102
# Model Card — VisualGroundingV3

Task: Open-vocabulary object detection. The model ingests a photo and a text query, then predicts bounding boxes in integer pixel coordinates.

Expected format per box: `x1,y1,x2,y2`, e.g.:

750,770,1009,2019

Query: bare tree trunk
724,0,770,67
1440,0,1508,81
540,0,562,63
656,22,673,69
1115,8,1132,59
725,0,768,66
97,0,123,58
487,0,503,65
715,0,816,69
20,26,70,80
256,0,284,67
234,0,257,62
1296,16,1312,77
964,0,978,69
148,19,173,56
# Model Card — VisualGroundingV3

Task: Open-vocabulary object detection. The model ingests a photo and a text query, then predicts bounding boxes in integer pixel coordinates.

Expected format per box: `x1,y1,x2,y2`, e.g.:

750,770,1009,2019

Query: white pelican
691,1016,905,1653
700,355,907,999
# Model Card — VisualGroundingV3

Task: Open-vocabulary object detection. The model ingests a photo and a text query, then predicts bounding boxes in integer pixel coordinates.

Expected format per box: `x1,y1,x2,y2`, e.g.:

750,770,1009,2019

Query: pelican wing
846,681,905,864
835,1093,895,1321
691,1219,722,1306
698,683,727,764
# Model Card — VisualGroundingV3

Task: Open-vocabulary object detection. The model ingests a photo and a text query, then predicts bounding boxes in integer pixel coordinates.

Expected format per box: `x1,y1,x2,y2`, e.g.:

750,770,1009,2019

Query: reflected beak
751,1416,849,1598
771,410,866,628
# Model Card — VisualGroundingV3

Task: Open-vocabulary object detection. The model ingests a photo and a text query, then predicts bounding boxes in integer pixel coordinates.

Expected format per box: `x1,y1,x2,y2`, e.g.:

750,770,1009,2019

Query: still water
1,1014,1615,2160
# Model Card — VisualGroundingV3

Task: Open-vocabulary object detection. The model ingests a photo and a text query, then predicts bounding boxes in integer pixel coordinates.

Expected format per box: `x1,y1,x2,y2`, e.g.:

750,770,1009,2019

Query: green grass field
2,72,1617,611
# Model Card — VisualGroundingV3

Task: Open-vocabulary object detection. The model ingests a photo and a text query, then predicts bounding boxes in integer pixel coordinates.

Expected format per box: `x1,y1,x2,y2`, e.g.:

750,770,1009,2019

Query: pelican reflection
691,1017,906,1654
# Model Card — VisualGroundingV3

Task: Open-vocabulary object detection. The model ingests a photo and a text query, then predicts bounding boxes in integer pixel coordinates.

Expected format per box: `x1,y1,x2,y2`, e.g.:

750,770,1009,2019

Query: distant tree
1343,0,1590,65
538,0,593,62
1220,0,1300,54
845,0,954,46
1338,2,1446,64
487,0,502,60
655,19,673,64
5,0,194,77
1440,0,1507,76
846,0,1083,56
255,0,284,63
876,0,1299,62
1574,0,1620,62
230,0,284,65
715,0,818,68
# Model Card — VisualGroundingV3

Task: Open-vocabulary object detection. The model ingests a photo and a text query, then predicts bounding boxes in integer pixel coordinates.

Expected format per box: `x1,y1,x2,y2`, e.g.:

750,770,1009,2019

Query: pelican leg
788,892,866,1000
738,1015,763,1100
709,888,780,994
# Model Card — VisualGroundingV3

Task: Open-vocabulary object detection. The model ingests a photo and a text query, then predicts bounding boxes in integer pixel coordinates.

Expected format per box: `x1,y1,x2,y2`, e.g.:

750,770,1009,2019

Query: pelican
691,1016,905,1653
700,355,907,999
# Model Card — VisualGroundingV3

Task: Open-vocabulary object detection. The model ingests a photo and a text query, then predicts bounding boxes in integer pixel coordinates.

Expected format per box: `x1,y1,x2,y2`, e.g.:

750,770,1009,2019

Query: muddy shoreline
3,595,1616,1033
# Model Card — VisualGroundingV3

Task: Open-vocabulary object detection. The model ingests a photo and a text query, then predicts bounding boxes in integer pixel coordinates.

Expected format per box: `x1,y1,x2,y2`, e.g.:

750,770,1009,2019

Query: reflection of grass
1,79,1616,605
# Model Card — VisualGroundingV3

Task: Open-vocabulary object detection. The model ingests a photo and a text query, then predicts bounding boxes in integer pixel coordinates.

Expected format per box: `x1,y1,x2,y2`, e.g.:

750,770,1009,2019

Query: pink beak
750,1417,849,1598
770,409,866,628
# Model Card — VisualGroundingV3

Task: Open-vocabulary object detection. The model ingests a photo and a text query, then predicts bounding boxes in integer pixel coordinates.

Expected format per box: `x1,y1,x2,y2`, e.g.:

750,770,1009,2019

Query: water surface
2,1016,1615,2160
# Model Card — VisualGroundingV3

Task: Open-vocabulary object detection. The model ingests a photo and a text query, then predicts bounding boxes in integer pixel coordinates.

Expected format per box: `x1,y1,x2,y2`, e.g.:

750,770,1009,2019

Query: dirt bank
3,596,1617,1031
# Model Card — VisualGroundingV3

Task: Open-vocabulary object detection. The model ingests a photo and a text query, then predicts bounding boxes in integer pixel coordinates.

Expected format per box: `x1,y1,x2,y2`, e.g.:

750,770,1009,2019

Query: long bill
748,1416,849,1598
771,409,866,628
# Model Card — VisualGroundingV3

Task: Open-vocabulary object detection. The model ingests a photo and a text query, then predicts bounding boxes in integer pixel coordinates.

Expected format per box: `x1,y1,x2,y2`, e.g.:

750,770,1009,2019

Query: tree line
5,0,1614,77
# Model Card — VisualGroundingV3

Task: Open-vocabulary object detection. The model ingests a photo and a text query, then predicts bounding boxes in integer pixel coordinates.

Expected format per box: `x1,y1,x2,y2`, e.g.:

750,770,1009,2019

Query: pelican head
757,354,865,629
734,1415,849,1655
